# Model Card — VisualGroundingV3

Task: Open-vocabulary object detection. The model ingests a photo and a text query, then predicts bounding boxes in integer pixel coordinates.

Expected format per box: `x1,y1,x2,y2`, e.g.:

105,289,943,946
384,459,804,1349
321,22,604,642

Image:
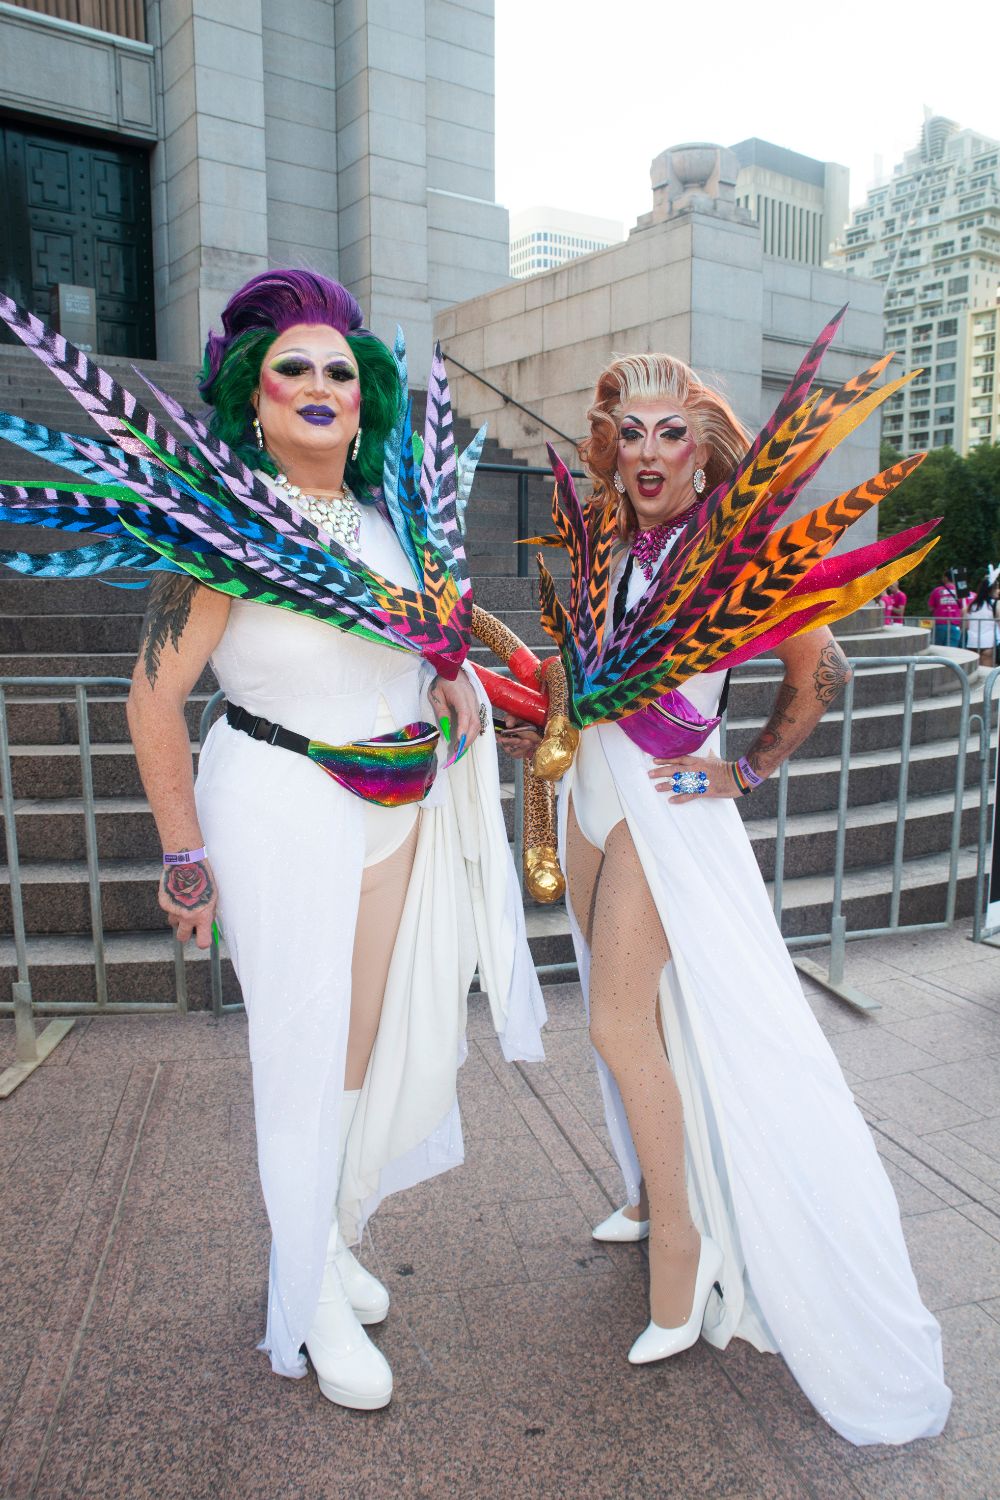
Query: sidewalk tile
853,1074,985,1134
369,1202,528,1295
829,1027,939,1081
902,1208,1000,1310
914,1056,1000,1116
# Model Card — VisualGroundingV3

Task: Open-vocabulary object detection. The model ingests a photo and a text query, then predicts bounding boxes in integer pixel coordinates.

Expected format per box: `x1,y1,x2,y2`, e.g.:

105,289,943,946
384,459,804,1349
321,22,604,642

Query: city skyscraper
832,116,1000,455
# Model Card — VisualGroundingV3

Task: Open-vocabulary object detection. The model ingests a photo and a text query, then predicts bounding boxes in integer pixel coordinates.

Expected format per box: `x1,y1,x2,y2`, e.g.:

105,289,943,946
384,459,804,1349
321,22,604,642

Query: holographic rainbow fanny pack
225,702,439,807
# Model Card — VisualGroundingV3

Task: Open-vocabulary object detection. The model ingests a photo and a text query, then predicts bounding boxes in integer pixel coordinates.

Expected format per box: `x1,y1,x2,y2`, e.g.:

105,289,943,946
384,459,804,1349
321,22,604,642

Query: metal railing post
974,667,1000,942
75,684,109,1010
0,684,75,1096
889,661,916,929
772,759,789,926
0,687,35,1060
516,472,530,578
513,759,525,896
828,672,854,987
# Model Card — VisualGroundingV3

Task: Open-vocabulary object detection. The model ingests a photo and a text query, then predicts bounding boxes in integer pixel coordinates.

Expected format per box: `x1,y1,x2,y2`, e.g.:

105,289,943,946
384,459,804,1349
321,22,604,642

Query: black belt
226,702,310,756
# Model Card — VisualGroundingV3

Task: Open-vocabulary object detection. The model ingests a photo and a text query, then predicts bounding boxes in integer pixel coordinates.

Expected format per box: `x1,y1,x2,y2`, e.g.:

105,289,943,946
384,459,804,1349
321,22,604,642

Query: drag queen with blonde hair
520,312,951,1445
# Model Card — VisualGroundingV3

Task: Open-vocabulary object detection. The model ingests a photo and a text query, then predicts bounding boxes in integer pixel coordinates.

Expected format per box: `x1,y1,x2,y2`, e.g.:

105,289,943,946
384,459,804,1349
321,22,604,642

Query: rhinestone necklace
272,471,361,549
630,497,702,579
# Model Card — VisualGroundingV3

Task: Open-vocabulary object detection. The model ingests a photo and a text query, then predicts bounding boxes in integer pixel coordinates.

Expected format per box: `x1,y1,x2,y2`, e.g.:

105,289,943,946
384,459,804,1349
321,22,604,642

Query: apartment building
833,116,1000,454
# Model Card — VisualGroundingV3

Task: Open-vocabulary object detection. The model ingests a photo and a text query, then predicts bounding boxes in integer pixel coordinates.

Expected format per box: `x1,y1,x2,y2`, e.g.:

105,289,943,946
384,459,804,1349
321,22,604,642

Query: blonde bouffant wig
579,354,751,540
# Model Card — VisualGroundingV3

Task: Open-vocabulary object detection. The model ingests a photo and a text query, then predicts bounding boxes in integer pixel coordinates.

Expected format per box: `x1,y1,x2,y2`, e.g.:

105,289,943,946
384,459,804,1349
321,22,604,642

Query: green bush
877,440,1000,611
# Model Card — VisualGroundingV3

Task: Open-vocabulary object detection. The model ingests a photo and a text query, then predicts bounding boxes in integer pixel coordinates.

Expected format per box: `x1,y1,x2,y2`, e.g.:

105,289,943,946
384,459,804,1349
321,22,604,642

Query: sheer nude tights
566,800,700,1327
344,818,420,1090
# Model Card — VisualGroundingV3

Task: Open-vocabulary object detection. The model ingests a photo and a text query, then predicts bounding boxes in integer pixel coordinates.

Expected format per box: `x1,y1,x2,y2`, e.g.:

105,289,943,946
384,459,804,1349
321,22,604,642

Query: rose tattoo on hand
162,862,214,911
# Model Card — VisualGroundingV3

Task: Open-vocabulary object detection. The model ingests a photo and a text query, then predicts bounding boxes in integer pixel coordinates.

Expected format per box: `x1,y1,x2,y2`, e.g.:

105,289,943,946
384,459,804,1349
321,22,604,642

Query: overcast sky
495,0,1000,228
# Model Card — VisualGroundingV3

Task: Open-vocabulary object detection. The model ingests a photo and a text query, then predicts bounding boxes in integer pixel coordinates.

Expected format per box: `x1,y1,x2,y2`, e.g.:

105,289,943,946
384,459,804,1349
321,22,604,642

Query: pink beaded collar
631,498,702,579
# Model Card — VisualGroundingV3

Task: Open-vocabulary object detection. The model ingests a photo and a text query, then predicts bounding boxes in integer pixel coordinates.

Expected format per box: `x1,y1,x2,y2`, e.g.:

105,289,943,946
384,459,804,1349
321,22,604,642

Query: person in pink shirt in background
928,571,963,646
880,584,907,625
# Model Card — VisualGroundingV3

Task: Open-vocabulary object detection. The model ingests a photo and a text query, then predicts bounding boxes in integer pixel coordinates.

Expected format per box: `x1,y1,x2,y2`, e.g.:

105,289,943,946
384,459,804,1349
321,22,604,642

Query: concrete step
742,787,986,881
0,783,518,865
6,741,199,799
770,846,980,941
0,899,574,1009
728,652,977,718
1,692,211,746
3,720,977,816
725,686,974,761
0,615,143,654
734,732,982,818
0,653,215,692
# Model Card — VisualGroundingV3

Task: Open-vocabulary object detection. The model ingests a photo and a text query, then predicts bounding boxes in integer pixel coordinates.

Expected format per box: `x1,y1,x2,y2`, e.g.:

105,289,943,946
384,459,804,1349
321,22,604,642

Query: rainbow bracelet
731,757,765,797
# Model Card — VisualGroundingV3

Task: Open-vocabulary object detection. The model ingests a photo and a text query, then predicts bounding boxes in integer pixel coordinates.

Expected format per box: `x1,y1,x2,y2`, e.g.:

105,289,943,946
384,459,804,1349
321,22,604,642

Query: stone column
335,0,432,365
147,0,270,363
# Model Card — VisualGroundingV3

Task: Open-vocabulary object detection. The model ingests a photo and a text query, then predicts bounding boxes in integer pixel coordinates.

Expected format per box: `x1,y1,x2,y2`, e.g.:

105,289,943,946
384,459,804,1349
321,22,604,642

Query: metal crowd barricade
2,646,994,1066
0,678,193,1053
721,653,978,1011
973,665,1000,944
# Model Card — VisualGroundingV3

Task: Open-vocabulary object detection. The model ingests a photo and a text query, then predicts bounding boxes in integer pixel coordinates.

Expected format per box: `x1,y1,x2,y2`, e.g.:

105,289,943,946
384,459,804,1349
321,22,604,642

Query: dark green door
0,119,155,357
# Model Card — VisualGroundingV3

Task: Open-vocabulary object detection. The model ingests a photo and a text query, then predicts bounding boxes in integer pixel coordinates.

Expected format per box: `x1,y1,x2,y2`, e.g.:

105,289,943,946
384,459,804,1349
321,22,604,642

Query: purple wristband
163,847,207,866
736,755,765,788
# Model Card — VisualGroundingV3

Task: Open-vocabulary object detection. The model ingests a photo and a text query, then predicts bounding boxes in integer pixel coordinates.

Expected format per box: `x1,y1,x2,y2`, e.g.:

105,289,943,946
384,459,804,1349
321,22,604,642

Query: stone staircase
0,347,992,1007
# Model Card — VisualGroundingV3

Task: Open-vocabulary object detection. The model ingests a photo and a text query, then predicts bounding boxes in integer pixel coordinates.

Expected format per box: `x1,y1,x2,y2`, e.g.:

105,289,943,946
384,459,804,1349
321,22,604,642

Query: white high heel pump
628,1236,724,1365
592,1206,650,1243
306,1255,393,1410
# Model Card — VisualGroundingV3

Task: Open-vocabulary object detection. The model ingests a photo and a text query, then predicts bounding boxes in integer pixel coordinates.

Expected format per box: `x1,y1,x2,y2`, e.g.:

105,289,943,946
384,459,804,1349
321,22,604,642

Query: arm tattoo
138,575,198,688
162,863,214,911
748,681,798,774
812,640,851,708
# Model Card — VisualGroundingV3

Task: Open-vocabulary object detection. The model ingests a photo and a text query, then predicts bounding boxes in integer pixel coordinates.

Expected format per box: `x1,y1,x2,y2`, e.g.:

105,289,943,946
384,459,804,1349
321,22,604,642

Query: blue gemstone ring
672,769,709,795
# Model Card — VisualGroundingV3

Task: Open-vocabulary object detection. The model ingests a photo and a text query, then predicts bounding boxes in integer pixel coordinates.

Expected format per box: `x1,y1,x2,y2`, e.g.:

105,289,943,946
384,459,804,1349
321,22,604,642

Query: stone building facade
0,0,509,374
435,143,884,532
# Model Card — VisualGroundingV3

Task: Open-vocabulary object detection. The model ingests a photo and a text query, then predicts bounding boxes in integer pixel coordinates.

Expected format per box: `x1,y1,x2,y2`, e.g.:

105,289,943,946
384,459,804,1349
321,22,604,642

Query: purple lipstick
299,405,334,426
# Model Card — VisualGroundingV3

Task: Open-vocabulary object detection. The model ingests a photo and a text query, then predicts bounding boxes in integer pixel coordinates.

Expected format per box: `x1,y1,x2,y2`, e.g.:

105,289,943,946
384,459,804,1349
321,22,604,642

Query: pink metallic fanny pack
619,689,720,758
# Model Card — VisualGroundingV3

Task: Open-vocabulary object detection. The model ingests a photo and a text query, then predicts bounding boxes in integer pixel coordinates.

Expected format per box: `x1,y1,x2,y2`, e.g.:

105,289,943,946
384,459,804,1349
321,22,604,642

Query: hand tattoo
813,641,851,707
748,681,798,774
139,575,197,688
162,863,214,911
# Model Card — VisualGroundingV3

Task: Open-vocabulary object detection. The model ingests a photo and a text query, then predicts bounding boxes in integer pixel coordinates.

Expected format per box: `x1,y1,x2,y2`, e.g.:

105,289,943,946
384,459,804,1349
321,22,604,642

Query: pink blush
344,386,361,413
260,370,293,404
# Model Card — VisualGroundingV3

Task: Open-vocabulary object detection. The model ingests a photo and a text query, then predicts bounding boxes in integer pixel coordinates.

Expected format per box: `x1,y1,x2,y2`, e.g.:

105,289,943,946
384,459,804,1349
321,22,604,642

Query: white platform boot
305,1089,393,1409
331,1089,390,1324
305,1258,393,1409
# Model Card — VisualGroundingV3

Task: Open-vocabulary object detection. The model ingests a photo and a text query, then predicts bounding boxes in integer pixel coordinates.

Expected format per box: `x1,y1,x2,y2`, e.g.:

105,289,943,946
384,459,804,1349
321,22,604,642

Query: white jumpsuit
195,504,546,1378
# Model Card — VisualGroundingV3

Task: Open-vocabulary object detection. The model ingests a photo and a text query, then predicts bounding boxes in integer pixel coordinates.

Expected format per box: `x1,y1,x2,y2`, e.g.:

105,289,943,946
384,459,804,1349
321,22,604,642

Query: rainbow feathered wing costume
0,295,484,680
537,307,938,733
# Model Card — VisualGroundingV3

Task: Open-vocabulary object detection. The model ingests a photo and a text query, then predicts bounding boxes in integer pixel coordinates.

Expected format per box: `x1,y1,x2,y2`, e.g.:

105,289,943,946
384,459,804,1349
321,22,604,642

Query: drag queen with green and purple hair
0,270,546,1410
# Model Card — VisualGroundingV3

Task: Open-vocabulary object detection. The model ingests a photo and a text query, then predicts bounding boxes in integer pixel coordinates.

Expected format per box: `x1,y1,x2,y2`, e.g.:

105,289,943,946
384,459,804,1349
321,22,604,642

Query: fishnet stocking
345,818,420,1089
567,800,699,1326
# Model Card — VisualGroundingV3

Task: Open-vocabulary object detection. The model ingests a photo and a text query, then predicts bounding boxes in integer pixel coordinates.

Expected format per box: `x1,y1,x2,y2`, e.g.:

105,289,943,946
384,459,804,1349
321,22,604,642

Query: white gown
194,504,546,1379
558,544,951,1446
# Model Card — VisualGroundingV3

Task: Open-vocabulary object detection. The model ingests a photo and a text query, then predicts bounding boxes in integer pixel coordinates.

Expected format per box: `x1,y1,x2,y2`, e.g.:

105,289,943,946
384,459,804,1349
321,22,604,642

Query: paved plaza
1,925,1000,1499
